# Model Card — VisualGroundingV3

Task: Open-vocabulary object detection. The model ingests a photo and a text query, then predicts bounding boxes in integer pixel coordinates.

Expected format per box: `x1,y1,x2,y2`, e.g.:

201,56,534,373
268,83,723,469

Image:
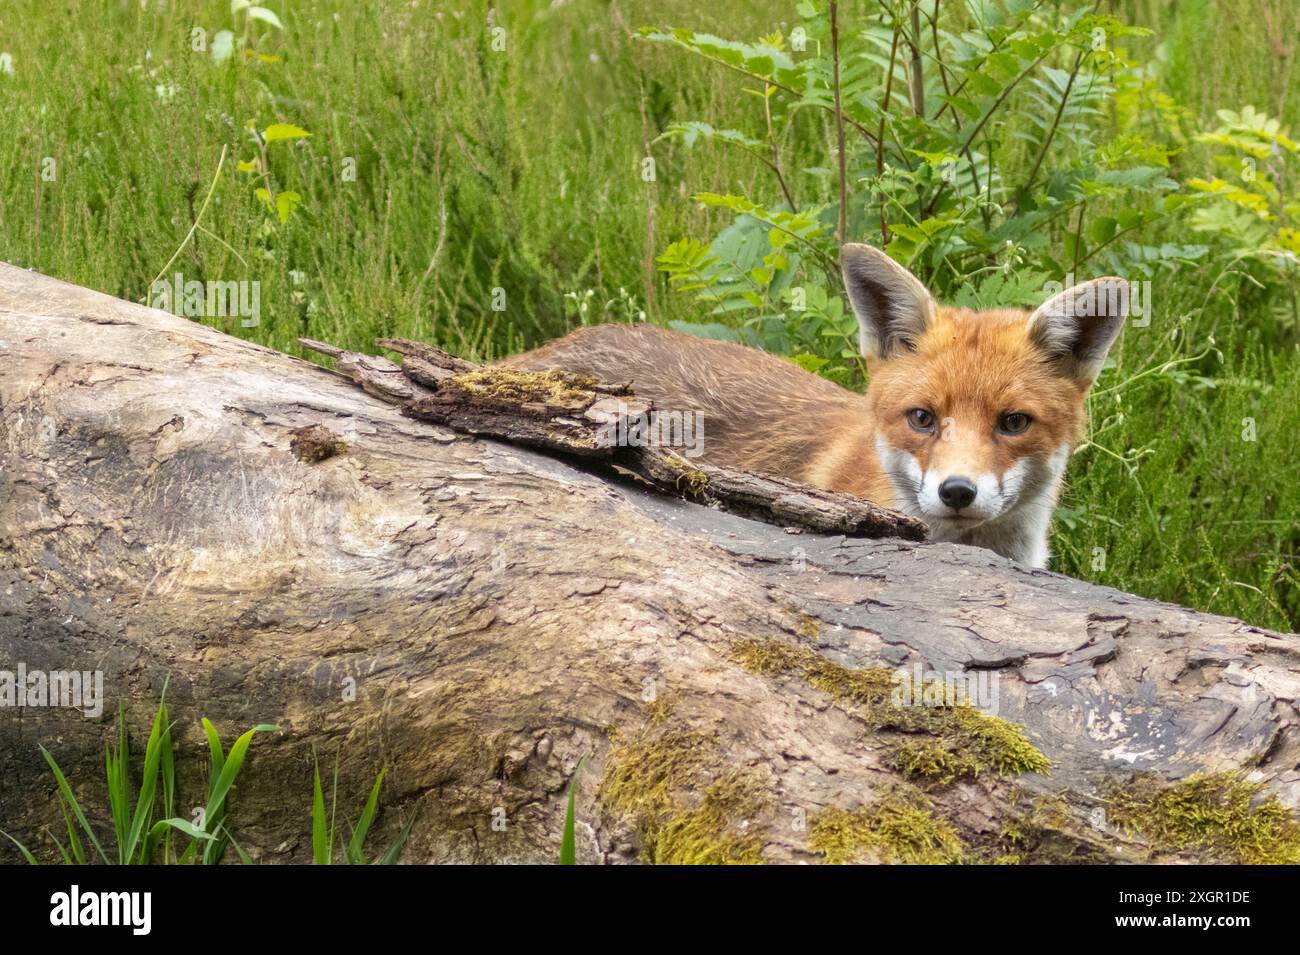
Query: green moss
991,793,1111,865
648,774,767,865
599,728,769,864
809,793,965,864
729,636,809,676
728,638,1050,782
794,615,822,643
939,706,1052,777
1107,772,1300,864
645,696,676,726
894,740,983,786
663,454,710,497
449,367,600,405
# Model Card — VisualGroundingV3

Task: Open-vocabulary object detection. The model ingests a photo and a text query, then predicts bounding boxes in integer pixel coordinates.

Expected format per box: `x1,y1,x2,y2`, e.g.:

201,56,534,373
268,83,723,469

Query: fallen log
2,264,1299,864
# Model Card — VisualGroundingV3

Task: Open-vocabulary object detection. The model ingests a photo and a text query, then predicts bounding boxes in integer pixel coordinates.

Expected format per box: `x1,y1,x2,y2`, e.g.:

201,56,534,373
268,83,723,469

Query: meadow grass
0,0,1295,630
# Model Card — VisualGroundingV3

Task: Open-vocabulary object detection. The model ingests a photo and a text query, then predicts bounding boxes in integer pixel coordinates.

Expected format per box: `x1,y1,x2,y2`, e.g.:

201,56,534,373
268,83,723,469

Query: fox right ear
841,244,937,360
1028,277,1130,387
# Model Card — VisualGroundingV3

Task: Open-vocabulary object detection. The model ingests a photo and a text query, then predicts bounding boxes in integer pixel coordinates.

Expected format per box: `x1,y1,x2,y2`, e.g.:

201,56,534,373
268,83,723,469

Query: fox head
842,243,1129,560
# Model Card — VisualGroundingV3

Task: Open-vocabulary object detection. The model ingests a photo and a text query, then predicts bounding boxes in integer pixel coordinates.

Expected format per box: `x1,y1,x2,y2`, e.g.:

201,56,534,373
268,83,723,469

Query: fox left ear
841,243,937,360
1028,277,1130,387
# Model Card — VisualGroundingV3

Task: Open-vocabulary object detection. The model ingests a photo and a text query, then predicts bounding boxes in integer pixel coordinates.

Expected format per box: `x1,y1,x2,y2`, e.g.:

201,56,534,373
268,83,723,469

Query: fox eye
906,408,936,432
999,412,1032,435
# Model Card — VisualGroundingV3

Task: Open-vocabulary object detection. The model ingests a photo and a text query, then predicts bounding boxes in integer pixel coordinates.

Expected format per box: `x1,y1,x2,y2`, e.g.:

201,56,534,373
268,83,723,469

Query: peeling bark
1,265,1299,865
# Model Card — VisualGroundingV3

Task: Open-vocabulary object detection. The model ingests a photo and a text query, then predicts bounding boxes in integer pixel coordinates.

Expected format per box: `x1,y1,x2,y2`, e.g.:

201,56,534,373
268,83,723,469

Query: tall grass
0,689,276,865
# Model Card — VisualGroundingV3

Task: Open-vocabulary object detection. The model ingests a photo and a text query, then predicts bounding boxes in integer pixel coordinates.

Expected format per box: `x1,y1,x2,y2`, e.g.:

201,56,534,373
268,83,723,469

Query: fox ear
841,243,937,360
1028,277,1130,387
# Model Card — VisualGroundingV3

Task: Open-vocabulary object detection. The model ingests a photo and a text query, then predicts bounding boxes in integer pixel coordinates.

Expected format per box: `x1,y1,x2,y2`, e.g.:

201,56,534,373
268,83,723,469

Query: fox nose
938,476,977,511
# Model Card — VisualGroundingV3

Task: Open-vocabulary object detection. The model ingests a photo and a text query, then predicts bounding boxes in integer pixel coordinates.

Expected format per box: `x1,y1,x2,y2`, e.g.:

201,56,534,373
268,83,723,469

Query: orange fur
505,253,1126,567
506,312,1085,503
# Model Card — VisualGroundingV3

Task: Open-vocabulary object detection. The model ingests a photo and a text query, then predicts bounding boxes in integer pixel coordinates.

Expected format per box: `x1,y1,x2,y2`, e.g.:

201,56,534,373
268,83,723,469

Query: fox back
506,244,1129,568
505,323,871,482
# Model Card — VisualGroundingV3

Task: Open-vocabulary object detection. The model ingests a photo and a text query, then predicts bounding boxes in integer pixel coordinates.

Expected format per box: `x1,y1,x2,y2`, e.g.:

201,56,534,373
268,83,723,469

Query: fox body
508,244,1129,567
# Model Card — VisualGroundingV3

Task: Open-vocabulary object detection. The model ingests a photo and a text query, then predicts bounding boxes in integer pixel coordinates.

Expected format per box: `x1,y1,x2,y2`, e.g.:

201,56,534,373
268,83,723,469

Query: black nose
938,477,977,511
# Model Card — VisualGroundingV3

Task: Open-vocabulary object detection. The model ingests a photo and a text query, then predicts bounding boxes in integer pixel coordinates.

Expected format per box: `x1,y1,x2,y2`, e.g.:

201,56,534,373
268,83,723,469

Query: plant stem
908,3,925,118
1021,0,1101,199
765,83,798,212
831,0,848,246
878,21,902,247
149,145,228,292
1072,200,1087,273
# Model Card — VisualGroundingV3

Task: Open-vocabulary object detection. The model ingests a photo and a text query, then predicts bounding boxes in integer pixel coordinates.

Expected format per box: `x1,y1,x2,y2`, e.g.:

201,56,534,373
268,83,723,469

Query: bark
2,264,1299,865
301,336,928,539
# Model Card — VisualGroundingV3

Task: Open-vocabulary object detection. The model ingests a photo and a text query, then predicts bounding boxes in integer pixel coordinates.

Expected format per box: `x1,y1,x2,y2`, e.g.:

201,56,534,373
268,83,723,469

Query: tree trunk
2,264,1298,865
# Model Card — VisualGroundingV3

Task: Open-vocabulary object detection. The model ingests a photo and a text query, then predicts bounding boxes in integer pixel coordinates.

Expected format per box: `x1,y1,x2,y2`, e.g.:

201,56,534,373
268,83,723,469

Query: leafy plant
220,0,286,65
562,287,646,324
1184,105,1299,327
0,688,272,865
237,121,311,228
217,2,312,231
190,717,280,864
559,756,587,865
311,753,411,865
645,1,1177,383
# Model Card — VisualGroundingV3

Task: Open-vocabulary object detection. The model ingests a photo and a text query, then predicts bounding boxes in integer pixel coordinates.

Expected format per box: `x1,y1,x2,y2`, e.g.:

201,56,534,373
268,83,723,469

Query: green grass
0,689,278,865
1,688,410,865
0,0,759,356
0,0,1295,630
311,754,411,864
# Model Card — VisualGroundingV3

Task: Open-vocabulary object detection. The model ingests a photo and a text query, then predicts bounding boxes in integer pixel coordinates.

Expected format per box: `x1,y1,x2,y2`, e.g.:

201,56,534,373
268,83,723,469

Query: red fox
507,244,1129,567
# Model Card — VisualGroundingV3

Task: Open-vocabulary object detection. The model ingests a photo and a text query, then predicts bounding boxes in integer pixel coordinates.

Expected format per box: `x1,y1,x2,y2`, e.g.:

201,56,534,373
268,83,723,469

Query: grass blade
160,715,176,863
227,830,254,866
40,746,109,864
346,768,386,865
379,818,413,865
201,717,226,780
47,826,74,866
200,722,277,865
59,805,84,865
125,698,168,863
311,754,328,864
105,703,131,863
143,817,213,861
559,756,586,865
159,678,176,862
329,753,339,865
201,723,278,823
1,829,38,865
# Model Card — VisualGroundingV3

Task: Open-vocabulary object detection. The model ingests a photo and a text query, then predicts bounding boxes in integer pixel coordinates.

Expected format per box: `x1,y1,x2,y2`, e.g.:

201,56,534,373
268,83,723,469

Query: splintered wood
298,336,927,540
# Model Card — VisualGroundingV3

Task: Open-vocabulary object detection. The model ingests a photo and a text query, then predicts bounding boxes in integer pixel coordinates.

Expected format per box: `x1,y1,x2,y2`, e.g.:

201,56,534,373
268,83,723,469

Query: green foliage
1107,772,1300,864
311,754,411,865
644,0,1183,382
191,717,280,864
809,793,965,864
1184,105,1300,305
0,689,273,865
559,756,587,865
1,691,408,865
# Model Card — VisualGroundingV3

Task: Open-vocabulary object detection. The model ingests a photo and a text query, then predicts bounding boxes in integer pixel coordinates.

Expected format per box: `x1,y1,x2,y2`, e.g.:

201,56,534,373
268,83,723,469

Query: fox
506,243,1130,568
